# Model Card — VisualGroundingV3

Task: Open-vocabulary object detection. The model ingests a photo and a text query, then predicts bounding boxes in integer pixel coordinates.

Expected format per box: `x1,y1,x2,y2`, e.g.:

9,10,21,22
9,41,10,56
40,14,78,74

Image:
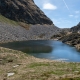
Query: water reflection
0,40,80,62
0,40,53,53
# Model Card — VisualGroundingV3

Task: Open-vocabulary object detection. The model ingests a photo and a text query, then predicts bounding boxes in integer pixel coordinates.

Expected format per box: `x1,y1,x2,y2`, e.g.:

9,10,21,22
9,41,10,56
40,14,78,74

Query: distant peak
77,22,80,26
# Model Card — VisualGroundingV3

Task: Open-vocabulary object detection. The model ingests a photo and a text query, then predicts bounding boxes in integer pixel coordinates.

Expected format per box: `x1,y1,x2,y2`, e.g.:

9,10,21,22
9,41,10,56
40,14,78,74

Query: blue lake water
0,40,80,62
26,40,80,62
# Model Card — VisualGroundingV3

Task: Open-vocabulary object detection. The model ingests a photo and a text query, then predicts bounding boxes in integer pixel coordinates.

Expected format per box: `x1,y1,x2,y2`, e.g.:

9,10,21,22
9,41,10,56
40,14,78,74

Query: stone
7,73,15,77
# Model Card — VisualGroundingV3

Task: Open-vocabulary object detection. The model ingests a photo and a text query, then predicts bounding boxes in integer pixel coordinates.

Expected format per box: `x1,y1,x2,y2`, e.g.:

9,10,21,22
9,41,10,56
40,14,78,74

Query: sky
34,0,80,28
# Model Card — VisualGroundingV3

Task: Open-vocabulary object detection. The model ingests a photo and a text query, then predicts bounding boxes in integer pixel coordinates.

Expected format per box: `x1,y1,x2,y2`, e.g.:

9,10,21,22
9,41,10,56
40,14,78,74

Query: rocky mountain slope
0,22,60,42
59,22,80,50
70,22,80,32
0,0,61,42
0,0,53,24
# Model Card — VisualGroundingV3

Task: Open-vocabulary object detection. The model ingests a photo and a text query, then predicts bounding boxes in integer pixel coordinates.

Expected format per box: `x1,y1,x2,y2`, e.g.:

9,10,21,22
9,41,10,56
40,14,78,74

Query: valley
0,0,80,80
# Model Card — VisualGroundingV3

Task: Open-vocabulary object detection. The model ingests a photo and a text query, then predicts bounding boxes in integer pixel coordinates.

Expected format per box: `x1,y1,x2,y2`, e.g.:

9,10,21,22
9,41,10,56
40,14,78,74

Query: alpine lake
0,40,80,62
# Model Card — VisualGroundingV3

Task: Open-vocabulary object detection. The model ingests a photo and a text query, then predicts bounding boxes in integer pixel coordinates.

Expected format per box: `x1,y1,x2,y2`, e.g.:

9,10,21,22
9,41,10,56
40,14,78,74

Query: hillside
59,33,80,51
59,22,80,50
71,22,80,32
0,0,53,24
0,47,80,80
0,0,61,42
0,22,60,42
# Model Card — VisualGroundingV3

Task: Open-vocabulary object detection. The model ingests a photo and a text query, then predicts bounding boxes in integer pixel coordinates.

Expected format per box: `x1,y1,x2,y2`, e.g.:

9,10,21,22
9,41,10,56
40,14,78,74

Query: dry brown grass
18,22,30,30
0,47,80,80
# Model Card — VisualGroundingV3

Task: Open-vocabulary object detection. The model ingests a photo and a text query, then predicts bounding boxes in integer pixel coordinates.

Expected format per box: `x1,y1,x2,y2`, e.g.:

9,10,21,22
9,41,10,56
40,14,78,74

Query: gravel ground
0,22,61,42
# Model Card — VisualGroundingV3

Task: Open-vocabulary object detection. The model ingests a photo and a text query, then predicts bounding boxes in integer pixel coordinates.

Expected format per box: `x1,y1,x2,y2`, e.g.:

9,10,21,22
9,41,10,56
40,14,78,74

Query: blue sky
34,0,80,28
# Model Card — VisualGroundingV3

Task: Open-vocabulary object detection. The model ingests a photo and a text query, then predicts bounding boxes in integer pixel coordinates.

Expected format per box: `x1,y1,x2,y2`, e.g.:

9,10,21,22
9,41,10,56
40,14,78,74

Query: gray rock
0,22,61,42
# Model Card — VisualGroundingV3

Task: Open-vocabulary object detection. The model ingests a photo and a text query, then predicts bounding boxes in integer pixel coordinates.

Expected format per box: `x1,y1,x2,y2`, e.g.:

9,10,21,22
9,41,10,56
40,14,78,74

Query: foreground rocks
0,0,53,24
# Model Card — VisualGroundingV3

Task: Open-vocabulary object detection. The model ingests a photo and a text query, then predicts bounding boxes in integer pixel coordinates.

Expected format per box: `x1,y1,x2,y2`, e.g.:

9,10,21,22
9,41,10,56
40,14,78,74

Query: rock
0,23,60,42
7,73,15,77
60,33,80,50
13,65,19,68
70,22,80,32
0,0,53,25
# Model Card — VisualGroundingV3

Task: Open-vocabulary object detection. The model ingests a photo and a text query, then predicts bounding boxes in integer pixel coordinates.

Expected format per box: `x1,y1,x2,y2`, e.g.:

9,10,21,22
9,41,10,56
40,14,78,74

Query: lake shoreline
0,47,80,80
0,40,80,62
59,33,80,51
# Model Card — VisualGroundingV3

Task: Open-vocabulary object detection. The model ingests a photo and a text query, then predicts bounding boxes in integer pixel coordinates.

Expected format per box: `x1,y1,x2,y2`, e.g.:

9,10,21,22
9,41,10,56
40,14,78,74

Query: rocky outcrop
0,0,53,25
70,22,80,32
59,33,80,50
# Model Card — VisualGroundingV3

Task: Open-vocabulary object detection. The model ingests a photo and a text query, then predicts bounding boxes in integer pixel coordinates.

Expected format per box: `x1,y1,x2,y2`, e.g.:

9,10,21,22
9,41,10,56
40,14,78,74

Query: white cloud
69,14,79,18
75,15,79,18
75,11,80,14
43,3,57,10
69,15,74,17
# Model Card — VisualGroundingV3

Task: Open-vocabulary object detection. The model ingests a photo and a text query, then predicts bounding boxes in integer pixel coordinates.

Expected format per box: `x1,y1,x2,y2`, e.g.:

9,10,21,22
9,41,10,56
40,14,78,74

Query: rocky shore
59,33,80,51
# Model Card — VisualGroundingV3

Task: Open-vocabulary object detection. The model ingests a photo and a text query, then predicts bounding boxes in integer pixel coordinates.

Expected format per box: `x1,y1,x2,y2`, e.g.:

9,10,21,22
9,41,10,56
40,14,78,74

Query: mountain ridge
70,22,80,32
0,0,61,42
0,0,53,25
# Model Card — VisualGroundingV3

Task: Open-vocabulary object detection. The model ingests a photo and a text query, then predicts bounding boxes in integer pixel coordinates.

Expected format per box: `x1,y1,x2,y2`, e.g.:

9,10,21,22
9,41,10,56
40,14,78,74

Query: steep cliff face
0,0,53,24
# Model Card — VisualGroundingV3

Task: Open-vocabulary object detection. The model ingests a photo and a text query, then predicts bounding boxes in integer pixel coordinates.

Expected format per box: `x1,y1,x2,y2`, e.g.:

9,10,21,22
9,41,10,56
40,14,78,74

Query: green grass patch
29,62,50,68
41,70,65,77
0,14,18,26
0,14,31,29
61,77,80,80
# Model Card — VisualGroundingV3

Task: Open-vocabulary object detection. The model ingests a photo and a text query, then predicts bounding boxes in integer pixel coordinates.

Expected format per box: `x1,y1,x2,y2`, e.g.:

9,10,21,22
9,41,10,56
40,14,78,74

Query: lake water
0,40,80,62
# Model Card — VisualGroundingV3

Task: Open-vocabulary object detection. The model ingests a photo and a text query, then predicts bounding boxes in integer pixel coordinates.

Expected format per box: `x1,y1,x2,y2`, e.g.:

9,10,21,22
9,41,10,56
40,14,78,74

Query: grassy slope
0,14,18,26
0,47,80,80
0,14,31,29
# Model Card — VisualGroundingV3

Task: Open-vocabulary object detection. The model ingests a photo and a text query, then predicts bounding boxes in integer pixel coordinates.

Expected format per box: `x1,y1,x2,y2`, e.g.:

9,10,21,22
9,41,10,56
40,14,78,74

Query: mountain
70,22,80,32
0,0,53,25
59,22,80,50
0,0,61,42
